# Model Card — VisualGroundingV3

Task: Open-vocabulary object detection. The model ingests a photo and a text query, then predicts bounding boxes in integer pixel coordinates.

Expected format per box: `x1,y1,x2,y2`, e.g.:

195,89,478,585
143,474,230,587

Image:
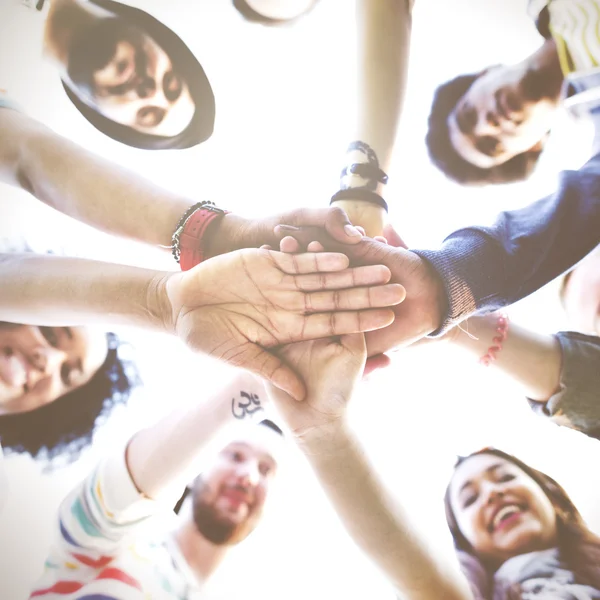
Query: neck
43,0,111,68
172,518,229,582
524,39,564,103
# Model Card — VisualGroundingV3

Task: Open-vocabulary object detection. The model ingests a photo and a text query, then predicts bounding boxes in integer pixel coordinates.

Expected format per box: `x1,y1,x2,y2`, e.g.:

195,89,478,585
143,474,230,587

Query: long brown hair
444,448,600,598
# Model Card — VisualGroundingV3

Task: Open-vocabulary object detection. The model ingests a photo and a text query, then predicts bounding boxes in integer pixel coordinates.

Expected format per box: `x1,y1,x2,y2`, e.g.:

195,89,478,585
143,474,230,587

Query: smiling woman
445,448,600,599
0,324,139,464
45,0,215,149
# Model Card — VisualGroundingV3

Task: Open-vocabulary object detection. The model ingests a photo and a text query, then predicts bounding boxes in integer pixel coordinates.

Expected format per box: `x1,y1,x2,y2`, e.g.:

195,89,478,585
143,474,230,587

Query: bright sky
1,1,599,599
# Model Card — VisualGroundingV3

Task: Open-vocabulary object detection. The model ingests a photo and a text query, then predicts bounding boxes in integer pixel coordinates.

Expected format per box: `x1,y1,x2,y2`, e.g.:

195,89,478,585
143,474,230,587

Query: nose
481,482,504,506
136,76,156,99
473,111,500,136
236,461,261,488
28,346,66,384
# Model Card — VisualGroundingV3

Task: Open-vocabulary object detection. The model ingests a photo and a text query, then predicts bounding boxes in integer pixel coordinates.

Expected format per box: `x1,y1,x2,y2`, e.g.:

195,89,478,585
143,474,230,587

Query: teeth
493,504,522,529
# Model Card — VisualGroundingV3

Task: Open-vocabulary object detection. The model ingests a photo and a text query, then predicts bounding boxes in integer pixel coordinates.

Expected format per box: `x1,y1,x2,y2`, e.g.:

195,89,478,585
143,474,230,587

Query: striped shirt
529,0,600,75
29,450,203,600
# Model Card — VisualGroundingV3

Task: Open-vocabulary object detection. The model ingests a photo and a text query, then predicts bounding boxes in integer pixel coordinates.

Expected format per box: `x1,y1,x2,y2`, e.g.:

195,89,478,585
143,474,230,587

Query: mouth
488,502,527,533
221,486,252,508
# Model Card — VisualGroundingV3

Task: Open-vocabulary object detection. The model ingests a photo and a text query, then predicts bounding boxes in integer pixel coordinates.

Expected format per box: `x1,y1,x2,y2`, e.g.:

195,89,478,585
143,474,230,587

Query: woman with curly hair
0,323,139,463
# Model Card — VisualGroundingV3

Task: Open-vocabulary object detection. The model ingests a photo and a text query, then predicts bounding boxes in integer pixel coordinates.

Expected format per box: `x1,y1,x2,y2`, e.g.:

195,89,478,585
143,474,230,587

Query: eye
259,463,272,476
231,451,245,463
163,70,183,103
497,473,515,483
463,493,477,508
39,326,59,348
456,103,477,134
60,362,74,387
116,59,129,75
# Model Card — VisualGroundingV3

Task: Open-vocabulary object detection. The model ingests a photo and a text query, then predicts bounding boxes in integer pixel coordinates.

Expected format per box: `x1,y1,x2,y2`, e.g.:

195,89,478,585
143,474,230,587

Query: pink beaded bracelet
479,313,509,366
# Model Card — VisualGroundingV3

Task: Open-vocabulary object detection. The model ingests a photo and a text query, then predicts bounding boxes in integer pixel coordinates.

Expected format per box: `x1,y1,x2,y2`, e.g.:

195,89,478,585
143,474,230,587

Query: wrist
203,213,251,258
331,199,386,238
294,418,353,458
146,271,178,336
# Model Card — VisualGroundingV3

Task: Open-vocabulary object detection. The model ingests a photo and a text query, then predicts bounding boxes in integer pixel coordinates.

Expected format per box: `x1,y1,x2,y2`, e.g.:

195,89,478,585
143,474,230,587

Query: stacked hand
271,223,448,357
266,333,367,445
156,248,405,401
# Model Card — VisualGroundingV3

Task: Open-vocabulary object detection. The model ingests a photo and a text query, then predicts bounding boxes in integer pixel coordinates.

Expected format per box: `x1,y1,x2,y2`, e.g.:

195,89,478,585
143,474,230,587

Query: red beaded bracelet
479,313,509,366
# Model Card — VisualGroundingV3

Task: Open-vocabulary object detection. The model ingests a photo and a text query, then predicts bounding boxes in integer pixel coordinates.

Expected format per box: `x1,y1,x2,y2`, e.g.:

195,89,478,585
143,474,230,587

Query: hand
205,206,365,259
271,224,448,355
157,248,405,400
266,334,367,443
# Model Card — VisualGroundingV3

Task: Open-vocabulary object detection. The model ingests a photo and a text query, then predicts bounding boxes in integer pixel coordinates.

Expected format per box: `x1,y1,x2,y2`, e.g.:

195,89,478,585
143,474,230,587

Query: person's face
70,21,195,137
190,438,278,545
447,64,556,169
0,325,109,415
449,454,557,566
562,251,600,335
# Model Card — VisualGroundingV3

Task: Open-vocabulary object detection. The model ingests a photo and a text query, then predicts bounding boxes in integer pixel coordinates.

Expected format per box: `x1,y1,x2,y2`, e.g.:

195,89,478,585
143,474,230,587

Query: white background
0,0,599,599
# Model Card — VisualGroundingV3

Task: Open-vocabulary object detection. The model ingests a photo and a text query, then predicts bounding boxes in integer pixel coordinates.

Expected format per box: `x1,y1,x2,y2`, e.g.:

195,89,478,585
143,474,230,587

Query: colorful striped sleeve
49,447,158,565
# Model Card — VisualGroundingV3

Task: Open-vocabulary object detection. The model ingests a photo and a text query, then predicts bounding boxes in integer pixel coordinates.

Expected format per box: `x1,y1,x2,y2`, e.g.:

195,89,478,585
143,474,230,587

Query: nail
344,224,362,237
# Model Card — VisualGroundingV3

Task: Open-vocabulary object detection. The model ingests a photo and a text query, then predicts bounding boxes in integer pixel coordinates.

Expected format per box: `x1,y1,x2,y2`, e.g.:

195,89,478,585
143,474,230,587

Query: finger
290,264,392,291
278,207,363,244
260,244,273,250
340,332,367,359
275,225,329,248
363,354,391,378
279,236,301,253
355,226,366,236
241,345,306,402
303,283,405,312
298,309,396,339
269,250,350,274
382,224,409,249
306,241,325,252
373,236,388,244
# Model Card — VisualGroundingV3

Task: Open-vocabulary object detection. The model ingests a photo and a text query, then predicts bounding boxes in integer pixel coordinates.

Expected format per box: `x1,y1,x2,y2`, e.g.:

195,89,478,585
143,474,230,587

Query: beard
191,478,258,546
66,16,150,99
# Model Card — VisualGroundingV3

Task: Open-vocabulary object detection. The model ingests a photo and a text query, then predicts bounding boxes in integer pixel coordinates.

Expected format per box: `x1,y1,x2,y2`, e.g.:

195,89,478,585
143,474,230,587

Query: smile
489,503,527,533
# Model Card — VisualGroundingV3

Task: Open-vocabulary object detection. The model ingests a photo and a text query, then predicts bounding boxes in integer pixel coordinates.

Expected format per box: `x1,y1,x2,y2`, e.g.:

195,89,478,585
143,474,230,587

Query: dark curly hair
426,73,545,186
0,332,140,465
444,448,600,598
232,0,320,25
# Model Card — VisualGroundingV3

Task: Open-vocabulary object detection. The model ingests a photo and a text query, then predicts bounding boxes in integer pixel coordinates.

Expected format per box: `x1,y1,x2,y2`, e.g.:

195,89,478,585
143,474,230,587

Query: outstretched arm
0,249,404,399
0,108,364,258
266,336,471,600
332,0,414,237
42,373,265,568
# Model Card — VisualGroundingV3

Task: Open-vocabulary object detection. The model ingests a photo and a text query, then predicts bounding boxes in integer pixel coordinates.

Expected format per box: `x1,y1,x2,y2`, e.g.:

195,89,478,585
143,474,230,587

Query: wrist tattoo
231,390,264,420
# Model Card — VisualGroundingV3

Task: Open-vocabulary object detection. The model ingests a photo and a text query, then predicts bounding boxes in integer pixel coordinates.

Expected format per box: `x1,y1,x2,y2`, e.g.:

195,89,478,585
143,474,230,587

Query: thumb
363,353,391,378
382,224,408,249
340,333,367,363
244,346,307,402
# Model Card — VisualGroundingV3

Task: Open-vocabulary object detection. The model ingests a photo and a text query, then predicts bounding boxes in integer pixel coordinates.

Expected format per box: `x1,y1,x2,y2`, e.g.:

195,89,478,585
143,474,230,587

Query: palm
271,335,366,436
164,248,403,400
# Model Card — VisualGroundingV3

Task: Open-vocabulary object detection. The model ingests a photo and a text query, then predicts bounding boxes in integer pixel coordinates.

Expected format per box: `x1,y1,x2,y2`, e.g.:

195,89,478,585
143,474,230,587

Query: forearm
333,0,413,236
414,153,600,333
450,314,562,401
299,425,471,600
0,108,190,248
0,253,167,330
126,373,266,501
